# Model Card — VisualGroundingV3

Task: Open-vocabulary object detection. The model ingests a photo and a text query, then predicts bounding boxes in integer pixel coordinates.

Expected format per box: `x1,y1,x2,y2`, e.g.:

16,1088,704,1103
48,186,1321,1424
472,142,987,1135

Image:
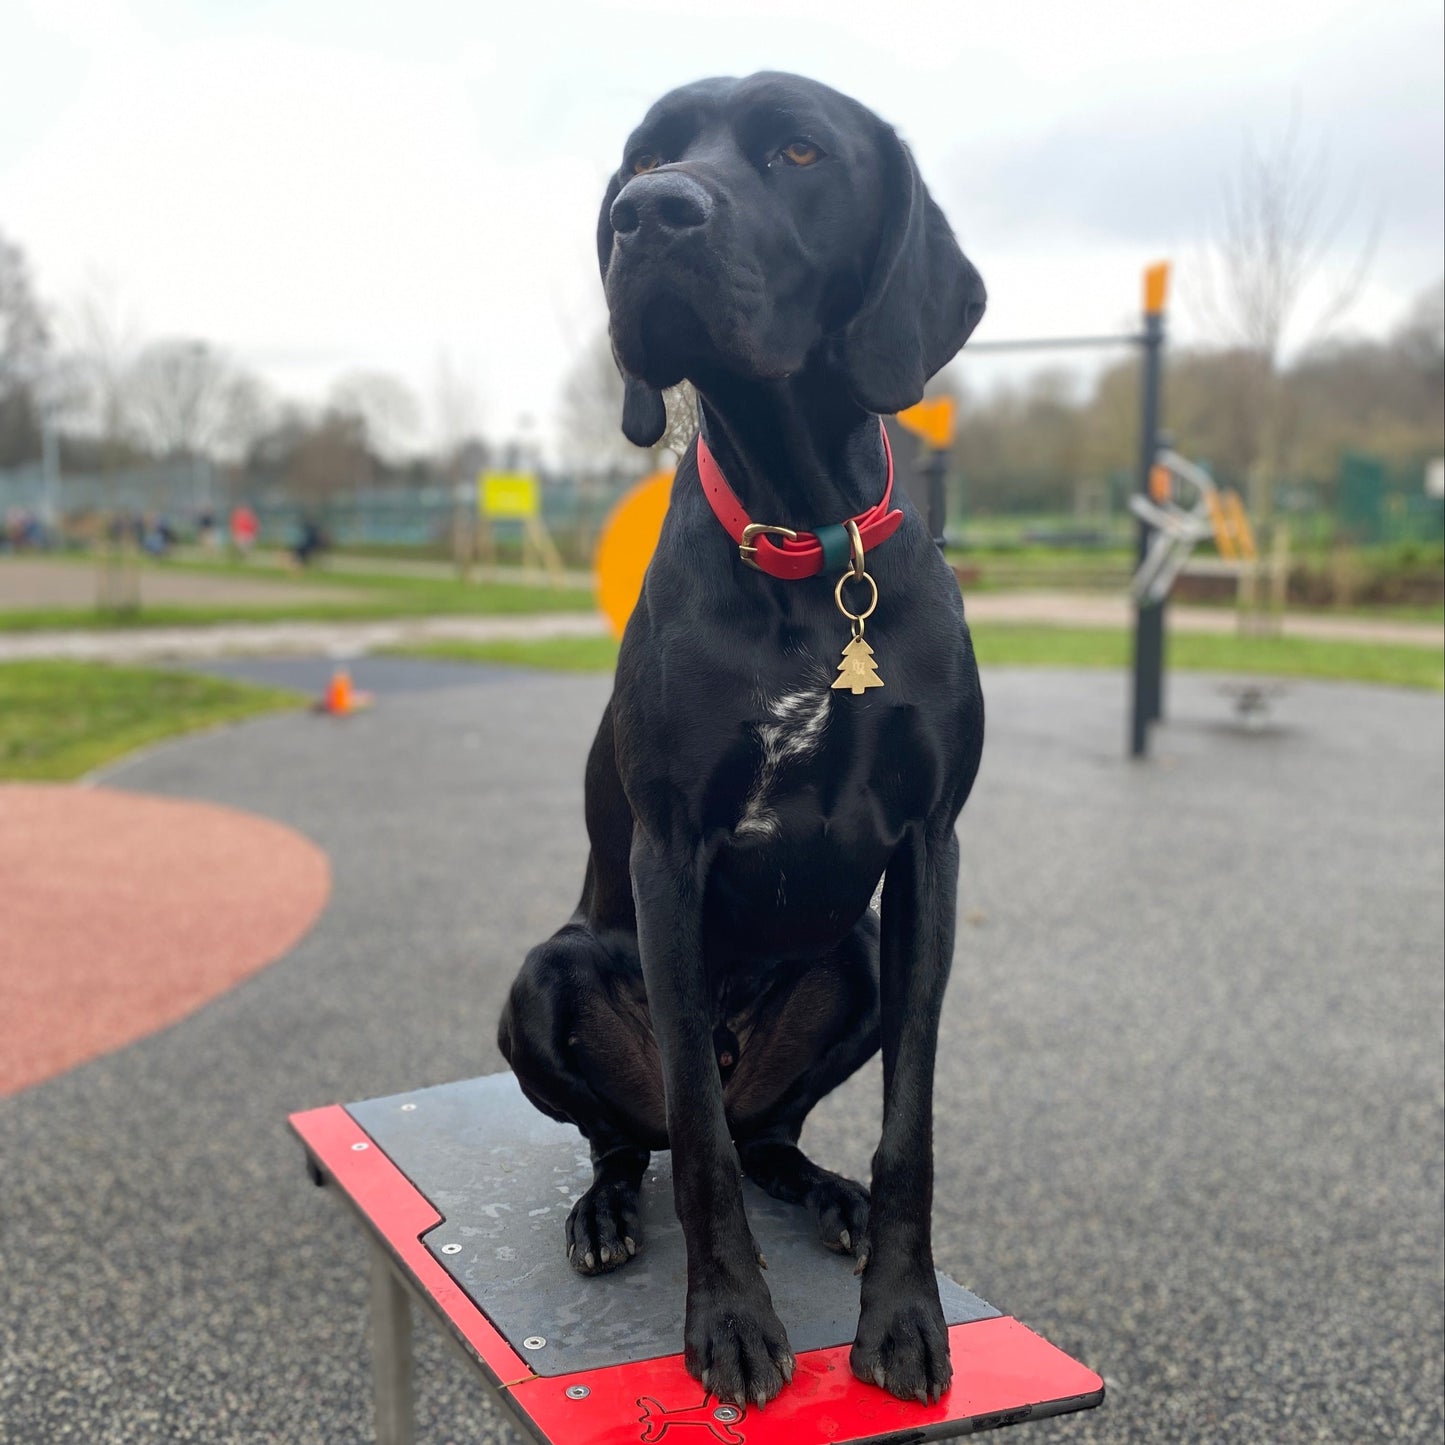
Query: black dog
498,72,985,1408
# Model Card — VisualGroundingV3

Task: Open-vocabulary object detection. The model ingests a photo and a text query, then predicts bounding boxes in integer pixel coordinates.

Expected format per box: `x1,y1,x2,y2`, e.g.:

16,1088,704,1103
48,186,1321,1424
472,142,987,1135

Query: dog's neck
692,370,884,533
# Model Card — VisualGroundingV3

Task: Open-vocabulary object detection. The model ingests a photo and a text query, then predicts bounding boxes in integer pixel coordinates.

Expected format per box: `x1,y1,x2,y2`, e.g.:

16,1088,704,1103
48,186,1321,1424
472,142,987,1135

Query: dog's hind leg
567,1136,650,1274
728,917,880,1267
498,923,665,1275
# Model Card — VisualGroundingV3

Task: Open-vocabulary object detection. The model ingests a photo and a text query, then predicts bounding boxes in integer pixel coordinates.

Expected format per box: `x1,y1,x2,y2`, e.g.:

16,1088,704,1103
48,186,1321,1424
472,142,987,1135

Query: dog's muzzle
609,171,714,245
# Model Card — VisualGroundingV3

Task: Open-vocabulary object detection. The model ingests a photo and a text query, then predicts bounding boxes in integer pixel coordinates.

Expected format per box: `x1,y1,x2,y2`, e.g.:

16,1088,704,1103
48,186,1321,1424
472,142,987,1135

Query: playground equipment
960,262,1172,757
896,395,958,545
594,470,674,638
1128,450,1256,605
1129,450,1294,647
290,1072,1103,1445
476,469,568,581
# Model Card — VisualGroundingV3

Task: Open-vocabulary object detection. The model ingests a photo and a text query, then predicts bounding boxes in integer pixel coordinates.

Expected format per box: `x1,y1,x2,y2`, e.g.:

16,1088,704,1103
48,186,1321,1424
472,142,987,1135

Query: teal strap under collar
814,523,852,575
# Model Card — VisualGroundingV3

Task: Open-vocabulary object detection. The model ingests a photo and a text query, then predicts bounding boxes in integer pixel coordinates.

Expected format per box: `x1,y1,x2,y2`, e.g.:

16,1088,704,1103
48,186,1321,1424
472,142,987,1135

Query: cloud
2,0,1439,450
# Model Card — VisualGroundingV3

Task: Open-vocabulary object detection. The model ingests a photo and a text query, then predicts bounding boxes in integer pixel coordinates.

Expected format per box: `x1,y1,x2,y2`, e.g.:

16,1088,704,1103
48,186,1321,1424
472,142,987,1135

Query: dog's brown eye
631,152,662,175
780,141,821,167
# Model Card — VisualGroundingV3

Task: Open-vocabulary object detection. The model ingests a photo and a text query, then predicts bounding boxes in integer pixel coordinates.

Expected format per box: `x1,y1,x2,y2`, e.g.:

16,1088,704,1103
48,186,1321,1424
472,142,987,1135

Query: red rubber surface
1,783,331,1095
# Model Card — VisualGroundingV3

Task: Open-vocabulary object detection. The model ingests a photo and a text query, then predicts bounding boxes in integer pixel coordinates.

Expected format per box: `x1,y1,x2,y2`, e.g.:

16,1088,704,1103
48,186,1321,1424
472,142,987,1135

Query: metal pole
41,419,60,536
1129,266,1169,759
965,333,1144,354
369,1246,414,1445
925,449,948,550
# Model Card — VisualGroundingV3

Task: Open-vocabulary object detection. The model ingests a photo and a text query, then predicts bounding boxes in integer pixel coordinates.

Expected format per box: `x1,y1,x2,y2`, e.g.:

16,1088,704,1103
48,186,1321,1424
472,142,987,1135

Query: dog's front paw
685,1279,795,1406
851,1279,953,1404
566,1178,641,1274
807,1172,870,1263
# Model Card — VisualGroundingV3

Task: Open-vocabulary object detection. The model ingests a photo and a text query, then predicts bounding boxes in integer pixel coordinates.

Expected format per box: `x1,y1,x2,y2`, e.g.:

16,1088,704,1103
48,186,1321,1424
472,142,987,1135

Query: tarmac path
0,590,1438,662
0,661,1441,1443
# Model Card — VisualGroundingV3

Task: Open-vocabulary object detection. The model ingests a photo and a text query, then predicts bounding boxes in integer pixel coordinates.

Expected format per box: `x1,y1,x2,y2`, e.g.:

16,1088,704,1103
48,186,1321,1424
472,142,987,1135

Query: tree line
0,228,490,505
3,221,1440,527
945,279,1443,520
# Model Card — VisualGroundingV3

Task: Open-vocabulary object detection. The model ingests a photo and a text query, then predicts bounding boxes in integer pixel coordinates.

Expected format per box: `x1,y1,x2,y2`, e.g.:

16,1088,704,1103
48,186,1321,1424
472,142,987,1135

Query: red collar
695,421,903,580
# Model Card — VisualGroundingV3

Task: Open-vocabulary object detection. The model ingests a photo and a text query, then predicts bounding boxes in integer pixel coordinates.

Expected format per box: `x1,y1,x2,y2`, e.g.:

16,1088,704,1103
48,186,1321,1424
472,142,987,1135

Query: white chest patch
735,681,832,839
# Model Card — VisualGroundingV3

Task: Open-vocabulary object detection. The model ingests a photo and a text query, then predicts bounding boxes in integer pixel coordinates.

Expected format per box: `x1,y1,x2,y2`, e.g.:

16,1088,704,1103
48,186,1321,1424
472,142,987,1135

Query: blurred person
290,514,327,569
229,502,259,559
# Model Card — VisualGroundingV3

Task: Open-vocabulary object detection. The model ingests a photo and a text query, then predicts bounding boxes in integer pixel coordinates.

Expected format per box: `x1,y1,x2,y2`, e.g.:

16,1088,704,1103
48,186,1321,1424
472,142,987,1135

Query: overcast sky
3,0,1441,455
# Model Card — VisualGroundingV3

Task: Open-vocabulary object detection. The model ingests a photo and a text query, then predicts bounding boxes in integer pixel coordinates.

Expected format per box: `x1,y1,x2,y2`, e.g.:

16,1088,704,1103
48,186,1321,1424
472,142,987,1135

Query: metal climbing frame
1129,450,1225,606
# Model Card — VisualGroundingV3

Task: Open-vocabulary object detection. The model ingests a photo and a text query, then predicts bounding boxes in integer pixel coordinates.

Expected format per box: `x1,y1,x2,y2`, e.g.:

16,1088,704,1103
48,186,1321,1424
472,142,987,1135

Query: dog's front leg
852,824,959,1404
630,832,795,1406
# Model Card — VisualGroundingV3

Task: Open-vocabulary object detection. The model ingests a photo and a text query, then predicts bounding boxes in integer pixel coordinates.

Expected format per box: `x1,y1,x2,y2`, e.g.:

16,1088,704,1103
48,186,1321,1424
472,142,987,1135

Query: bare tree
1392,277,1444,380
62,276,145,467
558,327,697,473
0,228,51,466
286,410,372,505
127,338,268,461
431,349,484,477
1190,108,1380,522
0,230,49,389
657,379,699,464
329,370,421,464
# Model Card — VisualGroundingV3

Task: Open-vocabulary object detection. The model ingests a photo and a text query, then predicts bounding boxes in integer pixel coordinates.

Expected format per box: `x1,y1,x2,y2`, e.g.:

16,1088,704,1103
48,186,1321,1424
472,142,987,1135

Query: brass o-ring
834,569,878,622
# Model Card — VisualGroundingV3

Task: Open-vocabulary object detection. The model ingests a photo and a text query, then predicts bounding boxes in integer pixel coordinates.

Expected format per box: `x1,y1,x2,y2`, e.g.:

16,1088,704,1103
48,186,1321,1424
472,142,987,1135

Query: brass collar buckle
738,522,799,571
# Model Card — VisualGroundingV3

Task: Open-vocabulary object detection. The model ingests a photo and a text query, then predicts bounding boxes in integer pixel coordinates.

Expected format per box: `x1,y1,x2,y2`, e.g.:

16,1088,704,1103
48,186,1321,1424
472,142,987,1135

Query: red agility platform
290,1072,1102,1444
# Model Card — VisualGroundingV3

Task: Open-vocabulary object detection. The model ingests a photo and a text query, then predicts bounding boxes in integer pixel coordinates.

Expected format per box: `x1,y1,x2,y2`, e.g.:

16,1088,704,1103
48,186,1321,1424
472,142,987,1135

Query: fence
0,464,644,564
1336,452,1445,547
5,452,1439,562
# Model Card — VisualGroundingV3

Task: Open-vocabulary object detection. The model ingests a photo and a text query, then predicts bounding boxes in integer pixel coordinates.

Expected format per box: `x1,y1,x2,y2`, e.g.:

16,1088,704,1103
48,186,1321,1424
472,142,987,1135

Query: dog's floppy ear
841,125,986,415
621,375,668,447
598,171,668,448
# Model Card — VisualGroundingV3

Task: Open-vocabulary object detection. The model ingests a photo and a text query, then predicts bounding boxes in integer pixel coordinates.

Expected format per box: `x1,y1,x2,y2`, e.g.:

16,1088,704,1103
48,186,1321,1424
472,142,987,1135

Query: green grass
399,636,623,672
0,553,594,630
976,624,1443,688
397,623,1444,690
0,661,302,781
0,569,596,632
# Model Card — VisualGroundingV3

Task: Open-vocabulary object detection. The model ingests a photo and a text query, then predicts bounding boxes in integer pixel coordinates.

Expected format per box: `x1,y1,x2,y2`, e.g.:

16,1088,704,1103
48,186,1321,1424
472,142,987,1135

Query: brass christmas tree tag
833,634,884,693
832,531,883,694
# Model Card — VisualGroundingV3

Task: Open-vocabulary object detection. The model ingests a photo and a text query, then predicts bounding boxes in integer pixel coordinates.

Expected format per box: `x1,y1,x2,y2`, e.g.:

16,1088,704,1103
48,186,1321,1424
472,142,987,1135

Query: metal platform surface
347,1071,998,1377
291,1072,1104,1444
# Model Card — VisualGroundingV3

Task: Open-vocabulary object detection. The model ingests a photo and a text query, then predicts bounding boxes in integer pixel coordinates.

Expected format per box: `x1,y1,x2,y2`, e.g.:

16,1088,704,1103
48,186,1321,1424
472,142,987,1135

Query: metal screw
523,1336,547,1351
565,1385,589,1399
713,1405,742,1422
350,1142,369,1152
440,1243,461,1255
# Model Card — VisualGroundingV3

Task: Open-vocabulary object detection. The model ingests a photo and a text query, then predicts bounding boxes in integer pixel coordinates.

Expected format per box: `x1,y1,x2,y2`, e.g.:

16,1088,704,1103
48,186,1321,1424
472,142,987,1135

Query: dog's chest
734,680,834,840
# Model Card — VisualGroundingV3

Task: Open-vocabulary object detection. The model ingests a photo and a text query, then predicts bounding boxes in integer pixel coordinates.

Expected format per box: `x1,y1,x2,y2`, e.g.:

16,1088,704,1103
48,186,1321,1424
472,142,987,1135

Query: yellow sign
479,472,540,520
896,396,956,450
594,471,673,639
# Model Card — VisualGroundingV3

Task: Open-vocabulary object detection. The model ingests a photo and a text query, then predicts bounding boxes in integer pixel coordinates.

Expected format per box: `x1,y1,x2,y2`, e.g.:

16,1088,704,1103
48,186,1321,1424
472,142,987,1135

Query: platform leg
369,1245,414,1445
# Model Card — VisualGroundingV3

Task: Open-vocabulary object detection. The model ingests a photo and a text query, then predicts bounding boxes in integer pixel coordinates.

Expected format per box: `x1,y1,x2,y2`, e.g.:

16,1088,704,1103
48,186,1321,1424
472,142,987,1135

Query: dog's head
597,72,985,446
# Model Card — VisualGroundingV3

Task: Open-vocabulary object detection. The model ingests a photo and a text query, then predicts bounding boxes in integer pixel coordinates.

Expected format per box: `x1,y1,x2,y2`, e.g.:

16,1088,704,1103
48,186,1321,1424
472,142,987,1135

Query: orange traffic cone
315,665,370,716
326,666,353,715
315,661,375,713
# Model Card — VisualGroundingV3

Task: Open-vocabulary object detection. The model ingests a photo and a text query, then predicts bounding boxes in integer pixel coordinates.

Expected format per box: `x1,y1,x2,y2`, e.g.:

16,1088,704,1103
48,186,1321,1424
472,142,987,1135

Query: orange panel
594,471,674,639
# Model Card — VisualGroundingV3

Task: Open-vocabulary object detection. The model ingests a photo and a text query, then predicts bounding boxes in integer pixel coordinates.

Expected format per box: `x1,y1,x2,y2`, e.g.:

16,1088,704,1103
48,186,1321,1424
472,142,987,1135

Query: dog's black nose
610,172,713,239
